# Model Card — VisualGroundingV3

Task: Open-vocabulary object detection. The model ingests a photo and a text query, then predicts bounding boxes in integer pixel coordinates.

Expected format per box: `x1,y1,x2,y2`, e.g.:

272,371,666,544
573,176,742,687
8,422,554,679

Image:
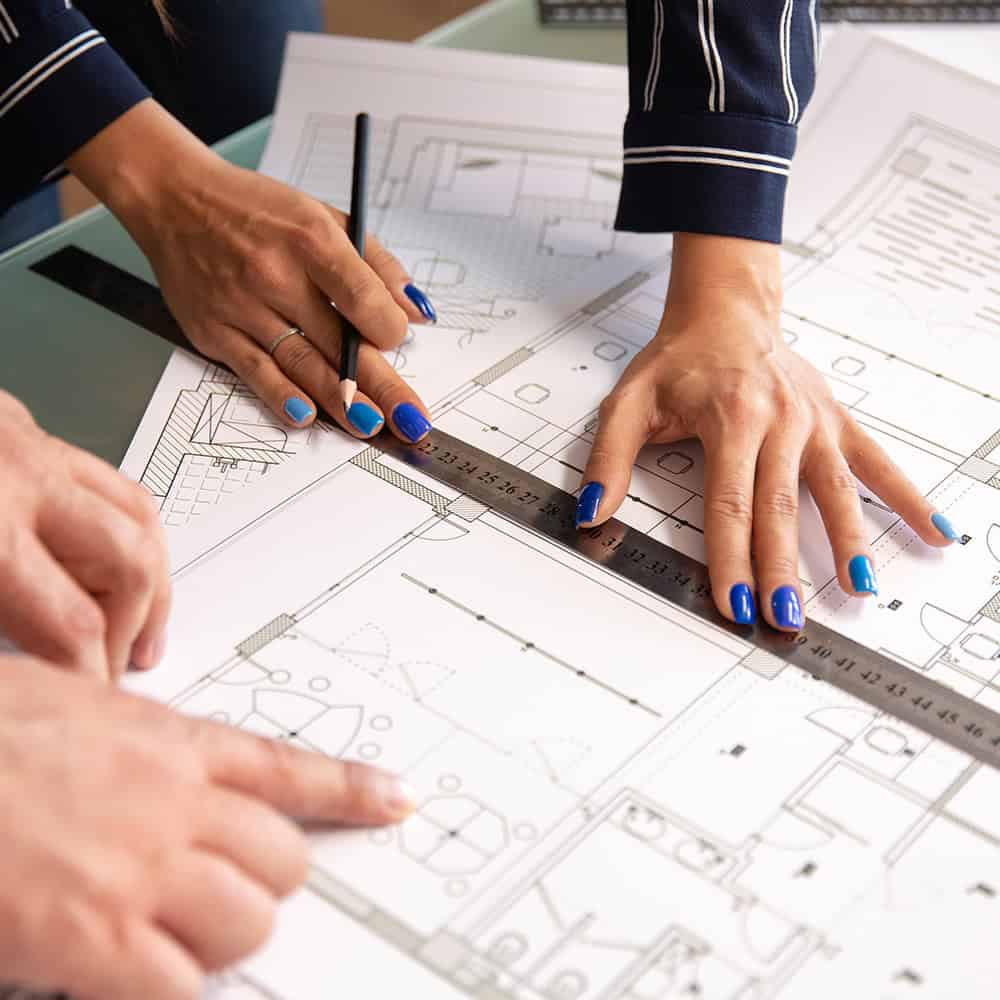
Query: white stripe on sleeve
643,0,665,112
696,0,718,112
0,33,105,119
0,2,18,43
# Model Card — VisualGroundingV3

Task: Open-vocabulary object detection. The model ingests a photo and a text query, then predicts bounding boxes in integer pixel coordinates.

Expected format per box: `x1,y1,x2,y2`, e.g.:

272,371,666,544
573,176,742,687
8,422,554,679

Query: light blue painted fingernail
404,284,438,324
730,584,756,625
771,586,803,631
347,402,384,436
575,482,604,528
932,512,961,543
392,402,432,443
848,555,879,596
283,397,314,424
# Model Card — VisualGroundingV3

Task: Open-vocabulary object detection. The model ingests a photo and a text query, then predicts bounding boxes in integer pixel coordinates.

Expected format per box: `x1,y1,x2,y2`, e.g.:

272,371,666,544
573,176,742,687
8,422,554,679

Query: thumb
576,388,657,529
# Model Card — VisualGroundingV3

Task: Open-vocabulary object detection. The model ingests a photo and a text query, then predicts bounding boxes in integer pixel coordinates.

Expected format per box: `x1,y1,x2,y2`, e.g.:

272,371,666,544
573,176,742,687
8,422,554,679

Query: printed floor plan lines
110,32,1000,999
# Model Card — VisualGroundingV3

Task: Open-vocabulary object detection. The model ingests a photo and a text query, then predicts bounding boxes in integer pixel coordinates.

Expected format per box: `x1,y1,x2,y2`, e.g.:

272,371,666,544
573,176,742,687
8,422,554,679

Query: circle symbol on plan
269,670,291,684
371,715,393,732
358,743,382,760
309,677,331,692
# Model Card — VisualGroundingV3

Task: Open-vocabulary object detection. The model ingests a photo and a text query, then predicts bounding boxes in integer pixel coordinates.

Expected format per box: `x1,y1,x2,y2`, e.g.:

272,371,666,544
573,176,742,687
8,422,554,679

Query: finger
193,720,416,825
320,206,437,326
69,922,202,1000
843,423,956,548
61,447,173,670
275,319,434,443
804,437,878,598
156,850,275,972
269,325,385,438
303,223,410,351
576,388,657,528
701,423,762,625
753,430,808,632
0,531,107,676
212,324,319,430
365,232,437,325
196,788,310,897
38,484,160,678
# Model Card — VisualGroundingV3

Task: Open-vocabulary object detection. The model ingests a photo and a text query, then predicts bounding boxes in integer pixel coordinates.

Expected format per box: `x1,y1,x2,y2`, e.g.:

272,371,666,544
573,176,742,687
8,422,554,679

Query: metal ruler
537,1,1000,22
379,430,1000,768
31,245,1000,769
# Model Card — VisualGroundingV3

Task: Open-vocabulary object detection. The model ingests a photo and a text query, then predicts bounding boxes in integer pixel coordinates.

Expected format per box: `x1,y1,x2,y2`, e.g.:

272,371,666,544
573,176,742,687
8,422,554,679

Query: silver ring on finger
268,326,307,356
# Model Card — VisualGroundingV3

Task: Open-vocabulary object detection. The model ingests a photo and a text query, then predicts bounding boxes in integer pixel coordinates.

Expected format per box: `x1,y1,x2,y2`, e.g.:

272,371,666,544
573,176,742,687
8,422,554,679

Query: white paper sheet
120,34,668,529
125,29,1000,1000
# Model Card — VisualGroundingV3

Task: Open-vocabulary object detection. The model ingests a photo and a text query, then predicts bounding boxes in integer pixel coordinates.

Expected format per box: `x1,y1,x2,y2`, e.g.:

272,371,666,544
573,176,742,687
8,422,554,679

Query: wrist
67,100,222,244
667,233,783,320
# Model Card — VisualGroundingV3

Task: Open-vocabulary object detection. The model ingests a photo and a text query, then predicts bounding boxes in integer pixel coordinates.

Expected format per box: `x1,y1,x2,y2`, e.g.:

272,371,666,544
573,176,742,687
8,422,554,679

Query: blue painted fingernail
393,402,432,443
771,586,803,630
404,284,437,324
849,555,878,596
932,512,960,542
730,584,756,625
283,397,314,424
347,402,384,436
575,482,604,528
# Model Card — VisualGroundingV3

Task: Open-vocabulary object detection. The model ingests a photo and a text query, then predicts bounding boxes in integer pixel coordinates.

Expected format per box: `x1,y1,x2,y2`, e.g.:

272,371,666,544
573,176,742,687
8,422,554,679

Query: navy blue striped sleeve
617,0,820,244
0,0,149,211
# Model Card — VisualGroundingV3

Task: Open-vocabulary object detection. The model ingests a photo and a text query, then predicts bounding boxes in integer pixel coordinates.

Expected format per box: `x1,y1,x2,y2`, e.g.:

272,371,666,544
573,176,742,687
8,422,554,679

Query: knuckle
761,486,799,520
67,595,107,644
826,468,859,497
234,349,267,384
300,211,337,258
765,553,800,578
706,485,753,525
278,339,316,380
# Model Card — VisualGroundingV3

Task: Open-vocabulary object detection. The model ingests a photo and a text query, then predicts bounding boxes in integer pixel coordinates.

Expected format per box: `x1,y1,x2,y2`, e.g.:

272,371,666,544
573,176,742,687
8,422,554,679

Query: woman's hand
576,234,959,632
0,655,415,999
0,391,170,677
68,101,435,444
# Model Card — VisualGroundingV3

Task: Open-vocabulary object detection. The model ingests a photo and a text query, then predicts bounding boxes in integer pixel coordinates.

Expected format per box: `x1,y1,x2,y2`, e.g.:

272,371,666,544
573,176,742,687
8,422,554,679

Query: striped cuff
615,110,799,245
0,5,150,210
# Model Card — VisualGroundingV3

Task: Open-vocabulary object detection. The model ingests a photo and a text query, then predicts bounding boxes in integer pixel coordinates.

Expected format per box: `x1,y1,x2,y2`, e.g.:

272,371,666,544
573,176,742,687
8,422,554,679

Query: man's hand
576,234,957,631
0,392,170,677
0,656,416,999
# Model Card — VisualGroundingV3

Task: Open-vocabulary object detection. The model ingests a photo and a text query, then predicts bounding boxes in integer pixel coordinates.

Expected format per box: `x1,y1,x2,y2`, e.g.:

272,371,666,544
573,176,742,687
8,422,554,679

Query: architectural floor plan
115,30,1000,1000
120,37,666,524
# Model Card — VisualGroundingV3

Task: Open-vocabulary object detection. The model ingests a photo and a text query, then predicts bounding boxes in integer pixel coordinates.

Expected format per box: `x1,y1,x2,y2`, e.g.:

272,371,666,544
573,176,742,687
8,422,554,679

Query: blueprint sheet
119,34,667,527
121,29,1000,1000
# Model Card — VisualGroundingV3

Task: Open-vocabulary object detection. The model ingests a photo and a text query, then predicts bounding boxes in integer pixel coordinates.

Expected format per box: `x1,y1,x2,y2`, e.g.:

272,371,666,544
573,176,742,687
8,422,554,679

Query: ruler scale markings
377,429,1000,769
31,244,1000,770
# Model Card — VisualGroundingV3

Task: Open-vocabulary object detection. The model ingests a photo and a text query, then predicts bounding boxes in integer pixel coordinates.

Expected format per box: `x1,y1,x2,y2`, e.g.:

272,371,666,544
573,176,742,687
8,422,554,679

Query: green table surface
0,0,621,466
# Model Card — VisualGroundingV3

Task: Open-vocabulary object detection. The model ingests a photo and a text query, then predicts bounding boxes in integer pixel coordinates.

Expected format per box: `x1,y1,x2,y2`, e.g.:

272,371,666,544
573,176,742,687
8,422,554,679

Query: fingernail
575,482,604,528
848,555,878,596
347,402,385,436
283,397,314,425
404,284,437,324
392,402,433,443
730,584,756,625
932,512,961,543
771,586,803,630
381,775,418,817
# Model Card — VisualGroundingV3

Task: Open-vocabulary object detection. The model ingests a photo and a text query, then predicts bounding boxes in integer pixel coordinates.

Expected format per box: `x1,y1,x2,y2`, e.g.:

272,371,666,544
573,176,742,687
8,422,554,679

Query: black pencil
339,112,370,412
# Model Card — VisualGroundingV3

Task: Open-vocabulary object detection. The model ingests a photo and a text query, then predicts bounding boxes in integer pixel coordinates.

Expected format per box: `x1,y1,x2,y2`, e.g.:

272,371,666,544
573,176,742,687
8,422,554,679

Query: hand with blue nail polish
71,102,440,441
575,233,955,632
